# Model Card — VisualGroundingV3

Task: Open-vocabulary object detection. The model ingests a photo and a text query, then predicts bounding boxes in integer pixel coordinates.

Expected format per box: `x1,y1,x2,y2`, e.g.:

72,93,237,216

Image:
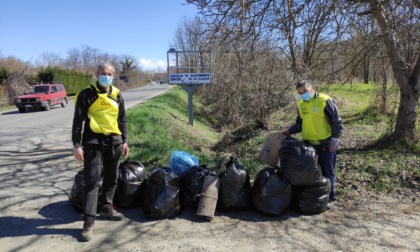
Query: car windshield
34,86,49,94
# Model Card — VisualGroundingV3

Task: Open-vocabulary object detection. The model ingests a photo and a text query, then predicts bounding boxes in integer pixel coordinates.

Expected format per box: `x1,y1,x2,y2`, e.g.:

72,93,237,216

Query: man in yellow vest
72,62,129,241
283,80,343,209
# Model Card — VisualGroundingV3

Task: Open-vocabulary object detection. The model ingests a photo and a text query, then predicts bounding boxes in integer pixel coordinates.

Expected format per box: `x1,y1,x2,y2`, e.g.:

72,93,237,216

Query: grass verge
126,87,220,172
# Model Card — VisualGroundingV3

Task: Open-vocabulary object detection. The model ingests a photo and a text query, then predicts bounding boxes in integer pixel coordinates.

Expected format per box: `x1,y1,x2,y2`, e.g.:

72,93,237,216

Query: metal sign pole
182,85,198,126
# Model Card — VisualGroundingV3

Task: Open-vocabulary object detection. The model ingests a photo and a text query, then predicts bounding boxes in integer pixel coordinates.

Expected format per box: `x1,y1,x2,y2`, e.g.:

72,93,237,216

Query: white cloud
139,58,166,72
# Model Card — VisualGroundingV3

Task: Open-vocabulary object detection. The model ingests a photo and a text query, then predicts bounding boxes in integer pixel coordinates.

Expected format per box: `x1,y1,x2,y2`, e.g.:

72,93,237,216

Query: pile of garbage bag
69,138,331,219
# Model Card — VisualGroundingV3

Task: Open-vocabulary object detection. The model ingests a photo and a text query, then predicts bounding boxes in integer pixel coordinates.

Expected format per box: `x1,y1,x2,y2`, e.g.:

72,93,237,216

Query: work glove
282,131,291,137
329,138,339,152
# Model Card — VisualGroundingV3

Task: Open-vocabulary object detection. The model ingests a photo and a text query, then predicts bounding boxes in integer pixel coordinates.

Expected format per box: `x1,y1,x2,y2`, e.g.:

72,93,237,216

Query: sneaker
327,201,335,210
99,204,124,221
80,218,94,242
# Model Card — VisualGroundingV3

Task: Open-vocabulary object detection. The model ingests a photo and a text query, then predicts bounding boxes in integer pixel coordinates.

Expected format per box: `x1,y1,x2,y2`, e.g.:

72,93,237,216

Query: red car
14,83,68,112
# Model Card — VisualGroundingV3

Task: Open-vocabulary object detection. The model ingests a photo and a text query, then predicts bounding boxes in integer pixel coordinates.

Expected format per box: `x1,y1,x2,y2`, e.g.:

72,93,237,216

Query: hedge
37,67,92,94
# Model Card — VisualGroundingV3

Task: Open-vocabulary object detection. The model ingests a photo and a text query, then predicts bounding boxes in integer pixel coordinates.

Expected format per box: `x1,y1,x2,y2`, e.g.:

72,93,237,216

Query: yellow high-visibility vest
87,85,121,135
298,93,332,144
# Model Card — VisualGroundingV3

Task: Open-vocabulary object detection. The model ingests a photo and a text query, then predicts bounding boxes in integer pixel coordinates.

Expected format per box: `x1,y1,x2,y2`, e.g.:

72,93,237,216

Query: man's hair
296,80,312,89
96,62,115,74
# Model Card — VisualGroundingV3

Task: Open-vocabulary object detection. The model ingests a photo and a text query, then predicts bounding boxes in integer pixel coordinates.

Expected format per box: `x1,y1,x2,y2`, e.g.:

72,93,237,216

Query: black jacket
72,83,128,147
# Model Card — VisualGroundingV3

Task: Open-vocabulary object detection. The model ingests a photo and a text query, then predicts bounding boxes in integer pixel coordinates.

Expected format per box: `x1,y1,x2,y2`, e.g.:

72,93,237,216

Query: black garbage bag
69,169,103,213
217,161,251,211
279,137,322,186
142,167,181,218
114,159,147,208
251,167,292,216
292,176,331,215
180,165,213,209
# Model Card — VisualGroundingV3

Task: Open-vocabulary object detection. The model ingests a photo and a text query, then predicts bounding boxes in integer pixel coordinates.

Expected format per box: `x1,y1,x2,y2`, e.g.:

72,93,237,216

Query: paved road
0,84,172,251
0,82,173,171
0,83,172,155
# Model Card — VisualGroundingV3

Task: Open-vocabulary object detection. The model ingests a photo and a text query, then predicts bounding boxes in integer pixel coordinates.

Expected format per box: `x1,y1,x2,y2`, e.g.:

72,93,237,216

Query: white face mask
98,75,113,87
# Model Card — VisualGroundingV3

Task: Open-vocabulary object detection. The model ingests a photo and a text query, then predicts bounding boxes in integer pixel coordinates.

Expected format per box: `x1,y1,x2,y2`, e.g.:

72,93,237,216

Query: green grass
126,87,220,173
318,82,419,195
0,105,16,111
127,83,419,197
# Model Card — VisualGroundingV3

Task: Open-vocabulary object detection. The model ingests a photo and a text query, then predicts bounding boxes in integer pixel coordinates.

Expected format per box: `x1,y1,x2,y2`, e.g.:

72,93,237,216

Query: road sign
169,73,211,85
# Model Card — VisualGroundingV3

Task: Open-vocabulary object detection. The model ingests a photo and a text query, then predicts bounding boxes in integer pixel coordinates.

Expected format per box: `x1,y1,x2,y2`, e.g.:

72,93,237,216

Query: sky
0,0,199,72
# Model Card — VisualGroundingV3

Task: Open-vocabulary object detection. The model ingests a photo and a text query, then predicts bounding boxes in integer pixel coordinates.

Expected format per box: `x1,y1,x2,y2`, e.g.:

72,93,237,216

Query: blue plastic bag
169,151,199,177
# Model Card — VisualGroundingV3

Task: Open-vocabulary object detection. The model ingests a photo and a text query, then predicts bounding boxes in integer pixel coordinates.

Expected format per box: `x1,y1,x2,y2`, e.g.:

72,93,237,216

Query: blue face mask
98,75,113,87
300,91,312,101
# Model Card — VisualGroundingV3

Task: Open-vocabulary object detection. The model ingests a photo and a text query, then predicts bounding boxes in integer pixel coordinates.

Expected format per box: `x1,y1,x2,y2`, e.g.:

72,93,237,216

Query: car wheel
61,98,67,107
44,101,51,111
18,108,26,113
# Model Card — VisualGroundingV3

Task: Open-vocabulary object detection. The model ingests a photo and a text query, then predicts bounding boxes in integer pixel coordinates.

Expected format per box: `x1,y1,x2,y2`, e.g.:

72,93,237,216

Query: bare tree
64,45,102,75
80,45,102,75
120,56,137,75
36,52,63,67
65,47,82,71
0,56,32,105
170,17,208,73
190,0,340,79
352,0,420,140
119,55,149,88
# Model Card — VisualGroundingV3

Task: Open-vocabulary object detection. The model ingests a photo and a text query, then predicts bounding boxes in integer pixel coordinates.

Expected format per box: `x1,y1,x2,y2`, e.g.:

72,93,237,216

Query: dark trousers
313,145,337,202
82,143,121,219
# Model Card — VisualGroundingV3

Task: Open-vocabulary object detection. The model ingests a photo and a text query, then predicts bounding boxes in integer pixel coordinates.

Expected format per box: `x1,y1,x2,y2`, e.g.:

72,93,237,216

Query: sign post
167,49,212,126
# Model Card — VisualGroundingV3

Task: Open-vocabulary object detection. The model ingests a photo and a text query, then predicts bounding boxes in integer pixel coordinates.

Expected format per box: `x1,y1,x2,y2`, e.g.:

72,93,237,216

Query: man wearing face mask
72,62,129,241
282,80,343,210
